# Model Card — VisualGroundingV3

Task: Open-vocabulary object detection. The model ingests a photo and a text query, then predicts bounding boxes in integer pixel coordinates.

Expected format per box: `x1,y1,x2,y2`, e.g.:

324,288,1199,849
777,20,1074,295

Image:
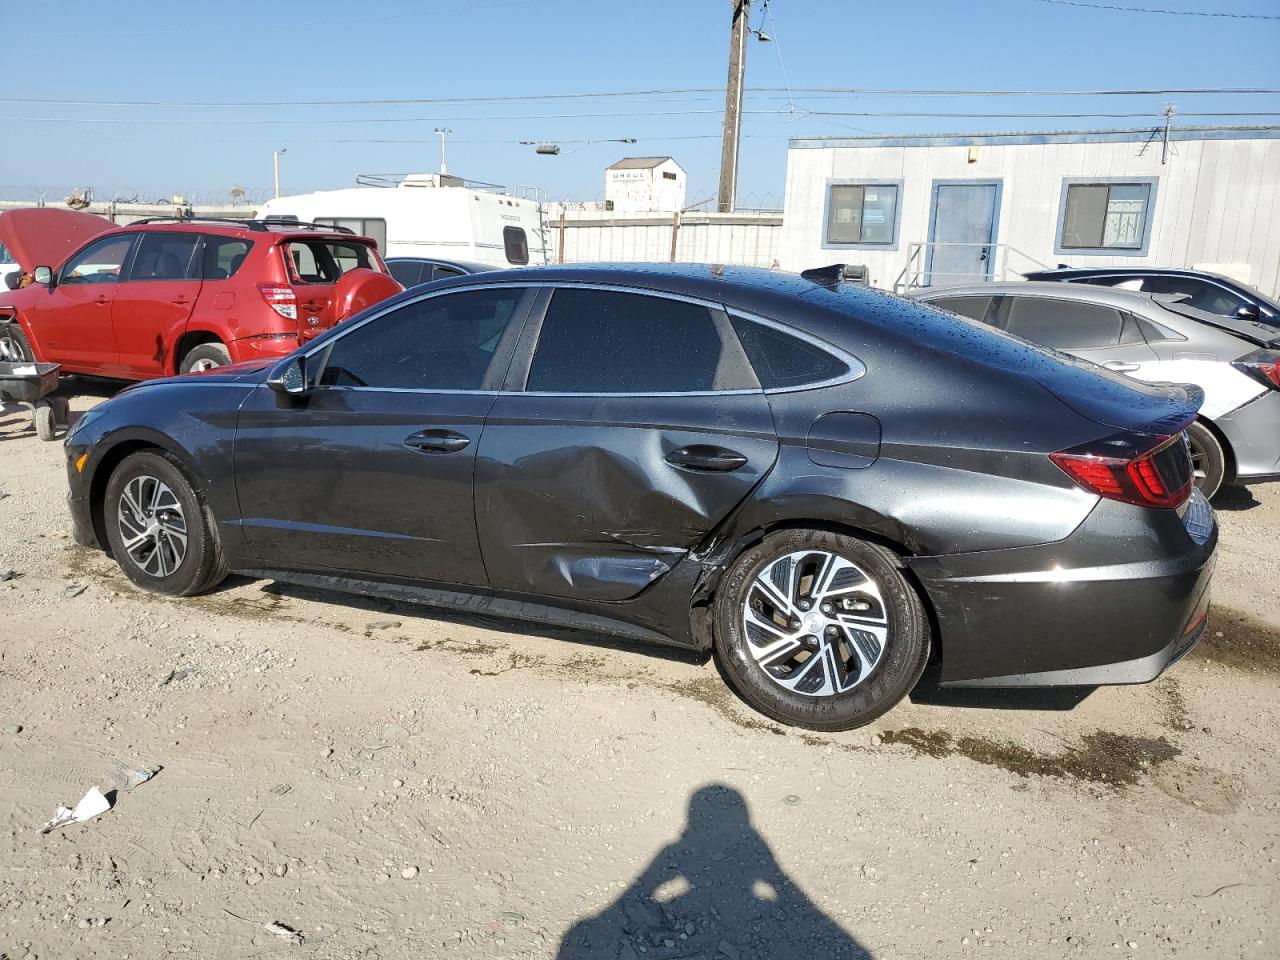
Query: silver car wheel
741,550,889,697
117,476,188,578
187,358,221,373
0,332,28,362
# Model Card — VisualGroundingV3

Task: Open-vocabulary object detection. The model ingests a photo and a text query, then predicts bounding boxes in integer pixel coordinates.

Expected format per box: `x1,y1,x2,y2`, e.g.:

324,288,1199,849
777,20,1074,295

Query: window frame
124,230,203,283
503,226,530,266
821,179,903,252
1055,177,1158,257
57,233,139,286
996,294,1136,351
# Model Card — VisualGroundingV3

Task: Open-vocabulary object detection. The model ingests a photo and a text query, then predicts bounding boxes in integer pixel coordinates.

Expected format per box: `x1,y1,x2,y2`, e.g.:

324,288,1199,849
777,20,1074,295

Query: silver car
913,281,1280,499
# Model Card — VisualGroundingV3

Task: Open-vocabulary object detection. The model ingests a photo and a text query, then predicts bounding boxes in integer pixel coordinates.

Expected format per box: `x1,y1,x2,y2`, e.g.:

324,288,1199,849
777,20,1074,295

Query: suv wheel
713,529,930,731
179,343,231,374
0,324,33,362
1187,421,1226,501
102,451,227,597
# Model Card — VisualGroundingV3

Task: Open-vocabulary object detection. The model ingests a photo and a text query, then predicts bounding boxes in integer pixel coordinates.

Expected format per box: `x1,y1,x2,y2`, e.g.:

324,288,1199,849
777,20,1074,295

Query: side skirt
235,567,692,651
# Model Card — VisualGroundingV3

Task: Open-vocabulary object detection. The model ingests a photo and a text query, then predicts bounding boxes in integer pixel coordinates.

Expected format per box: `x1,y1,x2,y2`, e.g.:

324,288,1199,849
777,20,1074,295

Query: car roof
1028,266,1243,285
386,256,492,274
119,218,377,243
914,280,1165,309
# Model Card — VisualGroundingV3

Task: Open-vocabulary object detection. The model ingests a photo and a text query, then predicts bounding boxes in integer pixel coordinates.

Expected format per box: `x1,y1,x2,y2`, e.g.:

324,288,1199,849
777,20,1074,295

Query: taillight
1231,349,1280,390
258,284,298,320
1050,431,1193,509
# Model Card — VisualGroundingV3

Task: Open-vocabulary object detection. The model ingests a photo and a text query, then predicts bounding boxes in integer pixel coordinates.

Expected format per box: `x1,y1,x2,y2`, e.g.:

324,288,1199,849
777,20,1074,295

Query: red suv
0,209,402,377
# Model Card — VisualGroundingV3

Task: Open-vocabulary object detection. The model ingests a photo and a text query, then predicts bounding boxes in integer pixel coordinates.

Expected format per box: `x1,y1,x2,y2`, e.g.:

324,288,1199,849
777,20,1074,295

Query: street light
433,127,452,175
273,148,287,199
519,137,637,156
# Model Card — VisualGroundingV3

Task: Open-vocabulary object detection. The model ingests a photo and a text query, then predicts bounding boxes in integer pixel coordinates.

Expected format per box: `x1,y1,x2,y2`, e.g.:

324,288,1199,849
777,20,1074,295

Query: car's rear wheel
1187,420,1226,501
713,529,930,731
179,342,231,374
102,450,227,597
0,323,33,362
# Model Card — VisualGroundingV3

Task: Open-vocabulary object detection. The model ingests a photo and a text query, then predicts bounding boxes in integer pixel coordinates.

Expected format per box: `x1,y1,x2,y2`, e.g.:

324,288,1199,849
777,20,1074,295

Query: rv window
316,218,387,254
503,226,529,266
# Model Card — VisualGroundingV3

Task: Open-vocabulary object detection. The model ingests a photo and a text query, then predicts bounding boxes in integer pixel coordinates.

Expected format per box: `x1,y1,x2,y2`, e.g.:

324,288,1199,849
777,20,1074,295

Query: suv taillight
1230,349,1280,391
258,284,298,320
1050,431,1193,509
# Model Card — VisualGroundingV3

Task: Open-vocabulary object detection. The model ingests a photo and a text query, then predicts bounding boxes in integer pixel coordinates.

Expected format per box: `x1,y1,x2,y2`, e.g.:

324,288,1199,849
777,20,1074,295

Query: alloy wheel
0,333,28,362
741,550,889,697
187,358,221,373
1188,434,1207,483
116,475,188,577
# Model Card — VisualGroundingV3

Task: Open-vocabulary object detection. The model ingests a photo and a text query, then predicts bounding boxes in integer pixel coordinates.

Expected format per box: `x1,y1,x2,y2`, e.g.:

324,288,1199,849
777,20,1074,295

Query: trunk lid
0,208,115,272
272,235,401,340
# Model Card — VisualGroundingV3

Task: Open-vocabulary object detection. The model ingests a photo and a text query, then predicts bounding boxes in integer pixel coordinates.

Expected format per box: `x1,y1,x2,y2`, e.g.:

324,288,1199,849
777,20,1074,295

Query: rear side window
387,260,425,288
127,232,201,281
202,237,253,280
927,296,994,324
316,217,387,255
527,289,752,393
504,226,529,266
1002,297,1132,350
730,317,850,389
286,240,374,284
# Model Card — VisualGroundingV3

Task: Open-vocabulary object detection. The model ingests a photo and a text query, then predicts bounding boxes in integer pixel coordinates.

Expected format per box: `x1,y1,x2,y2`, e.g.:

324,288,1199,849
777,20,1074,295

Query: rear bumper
1216,390,1280,481
227,334,301,365
908,493,1217,687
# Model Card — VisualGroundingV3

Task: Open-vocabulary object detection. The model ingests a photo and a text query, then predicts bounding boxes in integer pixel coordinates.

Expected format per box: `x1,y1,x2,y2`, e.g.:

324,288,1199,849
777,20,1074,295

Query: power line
0,86,1276,109
1039,0,1280,18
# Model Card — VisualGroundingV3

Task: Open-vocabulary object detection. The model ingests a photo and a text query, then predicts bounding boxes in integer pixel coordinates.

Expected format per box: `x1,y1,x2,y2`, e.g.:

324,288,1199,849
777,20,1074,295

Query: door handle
665,444,748,472
173,296,191,306
403,429,471,454
94,295,110,306
1102,361,1140,373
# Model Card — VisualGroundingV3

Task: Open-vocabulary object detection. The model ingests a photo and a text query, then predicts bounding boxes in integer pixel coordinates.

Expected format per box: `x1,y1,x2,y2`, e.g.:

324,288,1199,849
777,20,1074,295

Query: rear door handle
94,295,110,306
665,444,748,472
173,296,191,306
1102,361,1140,373
403,429,471,454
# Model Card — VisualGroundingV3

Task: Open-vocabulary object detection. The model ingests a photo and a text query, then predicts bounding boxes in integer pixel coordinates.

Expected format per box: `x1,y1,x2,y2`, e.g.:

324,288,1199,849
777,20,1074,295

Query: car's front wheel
102,450,227,596
713,529,930,731
0,323,33,362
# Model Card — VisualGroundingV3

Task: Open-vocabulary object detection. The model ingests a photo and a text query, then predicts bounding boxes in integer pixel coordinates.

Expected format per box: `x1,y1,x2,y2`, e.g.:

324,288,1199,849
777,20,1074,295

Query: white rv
255,173,549,269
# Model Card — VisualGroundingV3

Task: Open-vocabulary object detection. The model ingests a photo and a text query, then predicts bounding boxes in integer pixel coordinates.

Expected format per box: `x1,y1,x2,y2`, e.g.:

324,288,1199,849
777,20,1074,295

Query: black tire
34,402,57,441
178,342,231,375
713,529,930,731
1187,420,1227,501
102,450,227,597
0,323,33,363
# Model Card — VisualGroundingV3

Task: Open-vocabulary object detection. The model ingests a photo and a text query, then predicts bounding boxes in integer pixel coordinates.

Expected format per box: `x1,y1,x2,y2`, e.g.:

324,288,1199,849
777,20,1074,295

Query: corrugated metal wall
549,211,783,268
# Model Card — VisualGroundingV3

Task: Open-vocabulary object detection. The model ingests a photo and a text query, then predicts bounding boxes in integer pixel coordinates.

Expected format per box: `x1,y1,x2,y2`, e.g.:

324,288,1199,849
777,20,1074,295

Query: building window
1058,181,1154,253
825,183,899,247
662,171,678,181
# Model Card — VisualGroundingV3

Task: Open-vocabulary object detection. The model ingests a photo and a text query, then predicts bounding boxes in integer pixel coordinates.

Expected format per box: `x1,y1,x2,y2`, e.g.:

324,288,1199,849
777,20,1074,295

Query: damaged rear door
475,285,778,601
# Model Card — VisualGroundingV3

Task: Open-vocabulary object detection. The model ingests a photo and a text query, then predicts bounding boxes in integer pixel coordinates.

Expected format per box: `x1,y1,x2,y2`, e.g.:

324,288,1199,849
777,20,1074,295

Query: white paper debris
12,365,38,376
38,786,111,834
264,921,303,944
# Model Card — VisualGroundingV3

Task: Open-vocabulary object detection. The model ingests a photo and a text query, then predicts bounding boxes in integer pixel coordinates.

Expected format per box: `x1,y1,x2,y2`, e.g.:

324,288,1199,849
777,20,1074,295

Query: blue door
926,183,1000,286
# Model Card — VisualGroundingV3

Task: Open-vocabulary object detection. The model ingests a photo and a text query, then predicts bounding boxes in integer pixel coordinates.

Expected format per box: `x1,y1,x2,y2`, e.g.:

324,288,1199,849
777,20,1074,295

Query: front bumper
65,442,100,549
908,492,1217,687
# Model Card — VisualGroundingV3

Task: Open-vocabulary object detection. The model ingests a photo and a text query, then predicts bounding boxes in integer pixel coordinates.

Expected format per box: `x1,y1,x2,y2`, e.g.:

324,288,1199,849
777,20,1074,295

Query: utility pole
434,127,452,175
273,148,287,199
717,0,750,213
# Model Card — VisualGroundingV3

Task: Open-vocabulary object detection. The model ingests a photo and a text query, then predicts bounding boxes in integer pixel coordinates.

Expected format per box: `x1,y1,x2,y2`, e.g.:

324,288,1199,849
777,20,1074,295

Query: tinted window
127,232,200,281
528,289,751,393
826,184,898,245
927,296,993,324
1060,182,1152,250
730,317,849,389
318,288,525,390
503,226,529,266
1003,298,1128,350
1146,276,1246,316
433,265,465,280
287,240,374,283
203,237,252,280
387,260,425,288
60,236,134,285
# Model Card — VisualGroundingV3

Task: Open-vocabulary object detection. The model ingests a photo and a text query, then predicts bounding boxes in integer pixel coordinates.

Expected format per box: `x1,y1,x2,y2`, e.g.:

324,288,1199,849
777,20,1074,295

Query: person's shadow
557,785,873,960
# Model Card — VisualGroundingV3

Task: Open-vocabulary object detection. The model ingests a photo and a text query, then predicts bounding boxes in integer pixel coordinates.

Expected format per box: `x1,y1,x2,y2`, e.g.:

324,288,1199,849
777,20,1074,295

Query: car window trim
123,230,204,284
723,308,867,394
58,233,139,286
299,281,540,395
509,284,767,397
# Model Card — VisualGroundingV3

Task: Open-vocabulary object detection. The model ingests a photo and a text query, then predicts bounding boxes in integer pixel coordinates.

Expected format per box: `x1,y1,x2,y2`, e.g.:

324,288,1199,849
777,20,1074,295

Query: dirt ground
1,389,1278,960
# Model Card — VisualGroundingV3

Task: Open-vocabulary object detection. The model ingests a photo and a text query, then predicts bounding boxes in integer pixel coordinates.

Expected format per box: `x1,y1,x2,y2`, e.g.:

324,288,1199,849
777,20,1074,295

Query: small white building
778,125,1280,297
605,157,687,213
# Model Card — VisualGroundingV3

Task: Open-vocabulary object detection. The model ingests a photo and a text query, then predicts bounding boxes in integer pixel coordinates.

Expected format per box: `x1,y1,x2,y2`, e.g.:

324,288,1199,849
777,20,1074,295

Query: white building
605,157,687,213
778,126,1280,297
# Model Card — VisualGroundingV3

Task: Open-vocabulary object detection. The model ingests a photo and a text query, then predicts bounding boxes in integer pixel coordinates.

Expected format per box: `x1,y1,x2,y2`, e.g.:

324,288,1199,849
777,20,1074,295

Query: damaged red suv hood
0,208,115,271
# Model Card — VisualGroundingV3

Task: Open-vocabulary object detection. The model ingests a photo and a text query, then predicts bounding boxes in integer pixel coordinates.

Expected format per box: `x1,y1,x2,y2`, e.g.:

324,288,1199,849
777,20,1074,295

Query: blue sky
1,0,1276,206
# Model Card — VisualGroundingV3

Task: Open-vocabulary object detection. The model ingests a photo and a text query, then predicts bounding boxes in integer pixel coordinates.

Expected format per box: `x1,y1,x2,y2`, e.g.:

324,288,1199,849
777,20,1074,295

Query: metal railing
893,242,1054,293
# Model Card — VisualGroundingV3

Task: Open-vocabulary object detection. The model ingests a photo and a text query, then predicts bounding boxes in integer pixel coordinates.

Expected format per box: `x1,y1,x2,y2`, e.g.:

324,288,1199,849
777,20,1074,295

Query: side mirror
266,356,311,398
32,265,53,286
1235,303,1261,321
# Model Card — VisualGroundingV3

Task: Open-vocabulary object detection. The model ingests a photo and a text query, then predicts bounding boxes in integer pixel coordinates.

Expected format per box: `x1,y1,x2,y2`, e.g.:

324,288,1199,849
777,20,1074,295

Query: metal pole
1161,103,1174,165
670,211,680,262
717,0,750,214
434,127,452,175
273,149,286,199
558,209,566,264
